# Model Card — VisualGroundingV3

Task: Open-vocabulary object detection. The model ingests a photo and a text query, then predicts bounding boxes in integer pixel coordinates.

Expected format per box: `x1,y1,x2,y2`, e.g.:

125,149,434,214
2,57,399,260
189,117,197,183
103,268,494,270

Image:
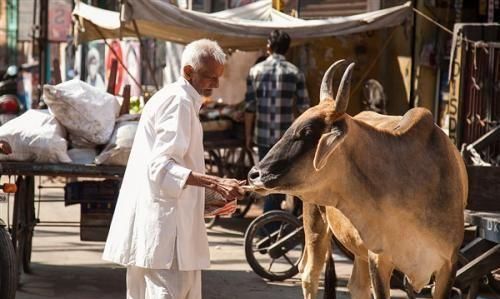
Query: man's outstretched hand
186,172,246,202
211,178,246,202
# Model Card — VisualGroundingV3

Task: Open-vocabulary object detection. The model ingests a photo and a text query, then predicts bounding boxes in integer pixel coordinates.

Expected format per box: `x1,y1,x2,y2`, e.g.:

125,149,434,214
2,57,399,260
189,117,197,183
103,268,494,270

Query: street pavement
9,177,497,299
13,179,337,299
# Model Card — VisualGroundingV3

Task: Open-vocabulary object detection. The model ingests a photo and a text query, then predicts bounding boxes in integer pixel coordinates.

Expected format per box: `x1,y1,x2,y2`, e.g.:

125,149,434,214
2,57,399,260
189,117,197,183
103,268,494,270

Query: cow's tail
323,251,337,299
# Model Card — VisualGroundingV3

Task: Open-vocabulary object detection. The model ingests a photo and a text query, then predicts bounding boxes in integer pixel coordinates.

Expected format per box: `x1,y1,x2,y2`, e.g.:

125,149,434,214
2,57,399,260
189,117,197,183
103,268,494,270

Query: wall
211,50,262,105
289,27,411,116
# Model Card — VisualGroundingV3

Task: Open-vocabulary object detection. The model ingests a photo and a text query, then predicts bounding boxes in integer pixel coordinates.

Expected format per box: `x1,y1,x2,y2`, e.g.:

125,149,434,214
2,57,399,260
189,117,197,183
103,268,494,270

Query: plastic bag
94,114,140,166
68,148,97,164
43,79,120,145
0,110,71,163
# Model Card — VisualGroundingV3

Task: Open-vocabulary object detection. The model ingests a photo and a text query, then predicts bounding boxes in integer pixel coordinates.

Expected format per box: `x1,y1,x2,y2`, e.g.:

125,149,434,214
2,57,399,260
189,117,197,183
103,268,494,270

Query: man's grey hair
181,39,226,75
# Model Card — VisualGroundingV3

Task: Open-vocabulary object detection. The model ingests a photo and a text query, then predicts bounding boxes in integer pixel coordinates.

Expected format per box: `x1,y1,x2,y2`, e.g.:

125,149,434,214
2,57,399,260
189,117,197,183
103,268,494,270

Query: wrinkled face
248,101,346,194
184,57,224,96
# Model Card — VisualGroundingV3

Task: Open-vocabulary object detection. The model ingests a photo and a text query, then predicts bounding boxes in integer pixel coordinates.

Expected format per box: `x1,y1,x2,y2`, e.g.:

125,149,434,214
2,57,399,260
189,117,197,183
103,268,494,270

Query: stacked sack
0,79,140,166
94,114,139,166
0,109,71,163
43,79,139,166
43,79,122,164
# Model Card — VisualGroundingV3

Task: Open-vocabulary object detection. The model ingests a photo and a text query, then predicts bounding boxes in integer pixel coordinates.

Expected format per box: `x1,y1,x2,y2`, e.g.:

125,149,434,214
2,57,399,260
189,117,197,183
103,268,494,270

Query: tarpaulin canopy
73,0,411,51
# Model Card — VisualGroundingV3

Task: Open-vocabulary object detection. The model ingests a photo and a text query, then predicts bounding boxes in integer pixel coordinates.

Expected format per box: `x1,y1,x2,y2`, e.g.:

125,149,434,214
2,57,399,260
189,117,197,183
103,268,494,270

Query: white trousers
126,260,201,299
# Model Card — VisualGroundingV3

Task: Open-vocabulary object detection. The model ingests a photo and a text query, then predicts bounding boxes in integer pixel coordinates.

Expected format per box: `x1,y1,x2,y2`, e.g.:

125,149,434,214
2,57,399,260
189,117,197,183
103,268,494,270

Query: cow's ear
313,121,347,171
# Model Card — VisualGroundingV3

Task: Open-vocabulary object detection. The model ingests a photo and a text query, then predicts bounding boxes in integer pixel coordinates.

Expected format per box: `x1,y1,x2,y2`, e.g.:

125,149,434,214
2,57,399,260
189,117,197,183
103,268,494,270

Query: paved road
8,178,497,299
12,181,335,299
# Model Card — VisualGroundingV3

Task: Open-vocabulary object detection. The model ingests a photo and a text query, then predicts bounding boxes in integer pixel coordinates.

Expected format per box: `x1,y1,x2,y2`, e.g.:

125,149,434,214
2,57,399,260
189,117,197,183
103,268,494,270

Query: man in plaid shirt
244,30,310,213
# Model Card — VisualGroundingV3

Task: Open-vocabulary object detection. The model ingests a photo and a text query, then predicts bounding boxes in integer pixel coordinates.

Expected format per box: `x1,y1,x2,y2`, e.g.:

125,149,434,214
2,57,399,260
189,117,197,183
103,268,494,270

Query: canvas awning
73,0,411,51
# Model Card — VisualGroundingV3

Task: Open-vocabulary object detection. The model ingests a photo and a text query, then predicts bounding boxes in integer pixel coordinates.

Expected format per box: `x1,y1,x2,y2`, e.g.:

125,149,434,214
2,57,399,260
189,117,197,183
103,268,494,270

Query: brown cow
247,60,468,299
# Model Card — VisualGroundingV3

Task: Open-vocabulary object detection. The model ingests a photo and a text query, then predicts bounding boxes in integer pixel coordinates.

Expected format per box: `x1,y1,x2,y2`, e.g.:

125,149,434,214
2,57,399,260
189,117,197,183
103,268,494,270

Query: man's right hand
186,172,246,202
212,178,246,202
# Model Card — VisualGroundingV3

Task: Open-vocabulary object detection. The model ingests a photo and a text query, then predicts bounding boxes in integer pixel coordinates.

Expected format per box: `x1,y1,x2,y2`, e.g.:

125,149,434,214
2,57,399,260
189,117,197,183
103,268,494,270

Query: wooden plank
107,59,118,95
0,161,125,179
465,211,500,243
466,166,500,212
52,59,62,84
119,84,131,116
203,137,243,150
460,237,497,262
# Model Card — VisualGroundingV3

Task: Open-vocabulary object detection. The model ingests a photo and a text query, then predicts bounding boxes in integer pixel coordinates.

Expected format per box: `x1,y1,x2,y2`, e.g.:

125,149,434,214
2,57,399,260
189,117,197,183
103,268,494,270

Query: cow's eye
298,127,313,138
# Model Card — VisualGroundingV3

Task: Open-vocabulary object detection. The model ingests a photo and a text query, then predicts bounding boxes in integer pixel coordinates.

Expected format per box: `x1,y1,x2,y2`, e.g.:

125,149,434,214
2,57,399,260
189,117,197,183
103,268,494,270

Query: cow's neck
303,116,404,250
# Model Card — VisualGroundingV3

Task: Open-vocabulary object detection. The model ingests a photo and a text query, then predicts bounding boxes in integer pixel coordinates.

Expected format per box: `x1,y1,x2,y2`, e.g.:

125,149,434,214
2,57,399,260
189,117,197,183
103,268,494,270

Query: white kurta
102,77,209,271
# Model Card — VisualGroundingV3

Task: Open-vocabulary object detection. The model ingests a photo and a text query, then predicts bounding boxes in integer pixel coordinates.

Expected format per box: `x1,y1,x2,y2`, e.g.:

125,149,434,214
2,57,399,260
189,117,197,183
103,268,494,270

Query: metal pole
408,0,417,108
38,0,49,89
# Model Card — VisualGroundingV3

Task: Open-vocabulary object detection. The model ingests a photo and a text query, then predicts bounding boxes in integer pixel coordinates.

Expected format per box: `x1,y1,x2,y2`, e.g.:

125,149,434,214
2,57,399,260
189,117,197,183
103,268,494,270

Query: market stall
72,0,412,50
0,0,415,281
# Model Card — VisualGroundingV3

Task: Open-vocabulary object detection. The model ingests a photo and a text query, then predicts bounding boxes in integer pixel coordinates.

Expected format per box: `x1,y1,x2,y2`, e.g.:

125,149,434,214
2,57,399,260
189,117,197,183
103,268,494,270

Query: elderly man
103,39,245,299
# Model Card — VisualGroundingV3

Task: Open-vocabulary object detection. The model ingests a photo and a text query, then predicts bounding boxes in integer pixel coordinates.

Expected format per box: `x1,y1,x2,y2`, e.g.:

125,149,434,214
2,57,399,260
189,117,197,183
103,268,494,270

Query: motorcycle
0,66,23,125
0,141,18,299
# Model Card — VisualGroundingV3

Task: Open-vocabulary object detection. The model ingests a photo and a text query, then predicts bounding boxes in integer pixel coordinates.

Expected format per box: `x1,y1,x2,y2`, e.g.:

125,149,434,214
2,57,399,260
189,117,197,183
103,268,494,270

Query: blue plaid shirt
245,54,310,147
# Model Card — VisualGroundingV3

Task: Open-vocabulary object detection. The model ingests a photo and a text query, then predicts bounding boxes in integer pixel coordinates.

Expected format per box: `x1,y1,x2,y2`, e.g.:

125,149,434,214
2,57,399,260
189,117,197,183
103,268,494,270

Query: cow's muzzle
248,166,264,187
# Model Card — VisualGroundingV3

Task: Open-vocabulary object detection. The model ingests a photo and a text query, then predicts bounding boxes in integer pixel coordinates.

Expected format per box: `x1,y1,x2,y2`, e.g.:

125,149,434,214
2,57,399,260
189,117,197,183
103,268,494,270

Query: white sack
0,110,71,163
68,134,99,149
43,79,120,145
95,114,139,166
68,148,98,164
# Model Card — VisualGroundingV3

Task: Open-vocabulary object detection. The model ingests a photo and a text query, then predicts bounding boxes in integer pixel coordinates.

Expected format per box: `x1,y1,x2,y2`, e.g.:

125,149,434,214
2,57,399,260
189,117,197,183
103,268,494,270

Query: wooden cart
0,162,124,274
455,165,500,297
0,132,255,275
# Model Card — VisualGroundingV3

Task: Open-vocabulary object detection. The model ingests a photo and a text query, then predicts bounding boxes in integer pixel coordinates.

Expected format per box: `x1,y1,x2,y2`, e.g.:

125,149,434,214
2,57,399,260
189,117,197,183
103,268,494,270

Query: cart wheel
0,226,17,299
222,147,255,180
244,210,304,281
11,176,35,275
205,149,224,178
204,150,224,228
204,215,218,228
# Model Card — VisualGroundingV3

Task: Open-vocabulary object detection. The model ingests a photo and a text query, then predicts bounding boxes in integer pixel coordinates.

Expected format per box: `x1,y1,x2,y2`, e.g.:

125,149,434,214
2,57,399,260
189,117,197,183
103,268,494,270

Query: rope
412,7,489,48
90,22,145,95
412,7,453,35
350,27,397,97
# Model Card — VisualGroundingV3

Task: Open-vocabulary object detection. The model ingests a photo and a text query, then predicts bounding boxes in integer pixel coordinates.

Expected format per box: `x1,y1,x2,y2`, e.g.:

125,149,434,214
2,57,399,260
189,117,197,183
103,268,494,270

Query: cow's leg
301,203,331,299
432,260,456,299
368,251,393,299
347,257,371,299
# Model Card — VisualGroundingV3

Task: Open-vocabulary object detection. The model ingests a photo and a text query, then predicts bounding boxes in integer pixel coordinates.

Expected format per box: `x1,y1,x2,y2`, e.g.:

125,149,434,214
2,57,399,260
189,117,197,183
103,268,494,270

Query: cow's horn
334,62,355,113
319,59,346,102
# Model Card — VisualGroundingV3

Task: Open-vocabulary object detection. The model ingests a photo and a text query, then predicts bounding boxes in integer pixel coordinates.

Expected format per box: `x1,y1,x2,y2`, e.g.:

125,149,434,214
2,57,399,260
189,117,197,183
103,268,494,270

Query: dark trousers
258,146,286,213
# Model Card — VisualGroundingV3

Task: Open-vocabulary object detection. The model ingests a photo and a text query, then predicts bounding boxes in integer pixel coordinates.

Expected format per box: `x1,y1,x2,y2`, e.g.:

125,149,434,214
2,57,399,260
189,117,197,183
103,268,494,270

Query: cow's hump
354,108,434,136
393,108,434,136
